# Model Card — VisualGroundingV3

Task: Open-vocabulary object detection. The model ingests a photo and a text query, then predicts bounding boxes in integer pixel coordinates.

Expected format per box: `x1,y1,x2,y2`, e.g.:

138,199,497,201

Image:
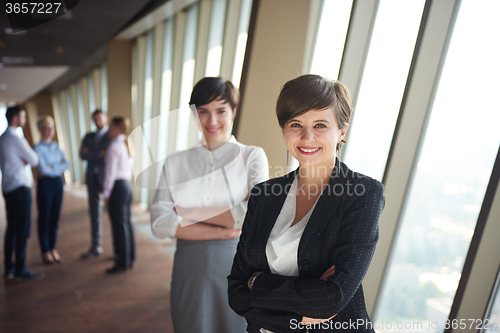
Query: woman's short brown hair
189,77,239,110
276,74,352,150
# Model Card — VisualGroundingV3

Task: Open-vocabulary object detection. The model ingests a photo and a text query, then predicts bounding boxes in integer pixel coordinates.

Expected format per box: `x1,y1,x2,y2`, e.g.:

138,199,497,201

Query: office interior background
0,0,500,332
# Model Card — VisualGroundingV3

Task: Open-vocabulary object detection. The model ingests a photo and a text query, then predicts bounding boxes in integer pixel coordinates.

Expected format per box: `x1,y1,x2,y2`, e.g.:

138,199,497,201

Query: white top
103,134,133,199
150,136,269,239
261,175,319,333
0,127,39,193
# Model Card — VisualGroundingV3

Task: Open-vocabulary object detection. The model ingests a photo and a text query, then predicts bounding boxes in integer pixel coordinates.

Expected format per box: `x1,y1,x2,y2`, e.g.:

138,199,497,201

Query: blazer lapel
298,158,350,256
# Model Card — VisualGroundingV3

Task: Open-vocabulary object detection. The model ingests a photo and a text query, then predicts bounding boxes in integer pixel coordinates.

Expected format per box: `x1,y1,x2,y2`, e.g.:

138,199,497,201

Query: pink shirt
103,134,133,199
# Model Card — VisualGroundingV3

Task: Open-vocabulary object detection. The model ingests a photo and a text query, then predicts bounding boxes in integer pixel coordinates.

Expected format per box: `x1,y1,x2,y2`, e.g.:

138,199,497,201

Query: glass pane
177,5,198,151
76,82,87,137
205,0,227,77
140,31,154,203
101,63,108,112
157,17,174,162
485,278,500,332
375,1,500,332
343,0,425,180
309,0,353,80
88,73,96,132
65,89,80,182
231,0,252,87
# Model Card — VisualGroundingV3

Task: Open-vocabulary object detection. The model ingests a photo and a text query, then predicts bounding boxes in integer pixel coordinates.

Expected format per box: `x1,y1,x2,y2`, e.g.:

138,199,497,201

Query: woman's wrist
248,271,262,291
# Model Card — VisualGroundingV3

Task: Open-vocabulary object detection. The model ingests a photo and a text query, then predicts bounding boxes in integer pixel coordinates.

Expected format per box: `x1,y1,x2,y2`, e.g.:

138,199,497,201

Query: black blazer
79,130,110,187
228,158,385,333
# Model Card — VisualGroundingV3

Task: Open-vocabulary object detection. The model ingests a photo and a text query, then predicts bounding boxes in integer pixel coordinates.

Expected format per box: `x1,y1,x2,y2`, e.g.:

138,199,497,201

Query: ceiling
0,0,169,103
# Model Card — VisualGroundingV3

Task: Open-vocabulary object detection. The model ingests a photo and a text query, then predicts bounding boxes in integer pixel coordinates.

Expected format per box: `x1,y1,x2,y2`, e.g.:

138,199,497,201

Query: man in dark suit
80,110,111,259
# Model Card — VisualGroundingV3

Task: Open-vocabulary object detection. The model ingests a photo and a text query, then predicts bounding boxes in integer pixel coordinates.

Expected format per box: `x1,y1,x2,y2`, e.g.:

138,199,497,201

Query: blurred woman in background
35,116,69,264
104,116,135,274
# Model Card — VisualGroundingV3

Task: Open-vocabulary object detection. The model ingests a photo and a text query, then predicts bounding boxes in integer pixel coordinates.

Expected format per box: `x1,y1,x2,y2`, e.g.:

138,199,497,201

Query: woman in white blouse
150,77,269,333
228,75,385,332
104,117,135,274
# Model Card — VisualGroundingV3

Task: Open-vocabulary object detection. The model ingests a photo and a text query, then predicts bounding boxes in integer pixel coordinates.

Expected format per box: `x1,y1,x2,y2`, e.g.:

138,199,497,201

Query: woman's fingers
301,313,337,325
320,265,336,280
222,228,242,239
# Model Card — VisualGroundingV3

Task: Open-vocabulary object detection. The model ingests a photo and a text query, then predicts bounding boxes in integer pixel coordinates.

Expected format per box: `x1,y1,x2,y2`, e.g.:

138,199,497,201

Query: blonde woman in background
103,117,136,274
34,116,69,264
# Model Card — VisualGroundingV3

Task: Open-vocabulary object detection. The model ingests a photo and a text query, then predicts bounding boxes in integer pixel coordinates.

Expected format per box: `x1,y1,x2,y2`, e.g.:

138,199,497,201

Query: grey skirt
171,238,247,333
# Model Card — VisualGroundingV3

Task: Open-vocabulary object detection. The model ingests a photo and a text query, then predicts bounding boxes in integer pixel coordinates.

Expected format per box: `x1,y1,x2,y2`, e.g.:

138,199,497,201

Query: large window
309,0,353,80
374,1,500,331
484,274,500,332
177,5,199,151
231,0,253,87
342,0,425,180
205,0,227,77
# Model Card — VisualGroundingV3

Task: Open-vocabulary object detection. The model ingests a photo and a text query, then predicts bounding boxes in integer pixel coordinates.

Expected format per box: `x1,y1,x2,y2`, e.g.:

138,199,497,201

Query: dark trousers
88,175,103,250
37,176,64,253
3,186,32,274
108,180,135,268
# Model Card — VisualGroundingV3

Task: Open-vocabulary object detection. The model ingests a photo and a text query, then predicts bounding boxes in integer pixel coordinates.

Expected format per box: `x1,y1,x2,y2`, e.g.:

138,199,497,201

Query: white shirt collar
97,125,109,135
195,135,239,162
7,126,17,135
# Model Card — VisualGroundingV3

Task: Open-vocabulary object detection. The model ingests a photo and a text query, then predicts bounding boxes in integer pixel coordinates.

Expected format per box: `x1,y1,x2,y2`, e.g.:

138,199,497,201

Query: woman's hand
301,314,337,325
175,222,241,240
218,227,242,239
320,265,336,280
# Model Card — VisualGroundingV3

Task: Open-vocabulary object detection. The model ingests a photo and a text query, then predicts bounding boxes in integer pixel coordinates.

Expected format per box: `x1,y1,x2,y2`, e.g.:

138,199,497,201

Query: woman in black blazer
228,75,385,332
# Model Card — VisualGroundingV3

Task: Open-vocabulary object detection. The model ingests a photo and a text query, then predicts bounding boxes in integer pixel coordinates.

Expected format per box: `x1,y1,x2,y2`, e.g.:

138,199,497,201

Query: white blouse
261,175,319,333
103,134,133,199
150,136,269,239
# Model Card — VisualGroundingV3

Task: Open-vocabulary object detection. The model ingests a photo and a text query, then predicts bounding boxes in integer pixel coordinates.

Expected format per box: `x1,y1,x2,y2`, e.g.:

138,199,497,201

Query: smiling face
197,98,235,144
284,107,347,169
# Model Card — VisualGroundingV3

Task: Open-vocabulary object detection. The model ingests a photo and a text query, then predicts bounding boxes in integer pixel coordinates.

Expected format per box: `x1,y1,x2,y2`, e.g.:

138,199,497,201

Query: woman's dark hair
276,74,352,151
6,106,23,124
189,77,239,110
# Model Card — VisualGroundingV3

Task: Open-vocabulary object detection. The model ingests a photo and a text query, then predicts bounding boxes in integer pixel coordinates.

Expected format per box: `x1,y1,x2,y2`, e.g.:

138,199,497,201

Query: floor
0,184,175,333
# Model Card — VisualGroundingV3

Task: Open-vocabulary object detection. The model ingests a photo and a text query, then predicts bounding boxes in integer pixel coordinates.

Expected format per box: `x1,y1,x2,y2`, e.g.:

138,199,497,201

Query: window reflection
342,0,425,180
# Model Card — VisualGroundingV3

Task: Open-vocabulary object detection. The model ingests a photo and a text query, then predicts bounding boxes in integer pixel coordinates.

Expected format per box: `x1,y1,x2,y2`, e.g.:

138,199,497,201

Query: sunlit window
484,276,500,332
342,0,425,180
101,63,108,113
65,89,80,182
309,0,353,80
139,31,154,203
88,73,96,132
177,5,198,151
205,0,227,77
231,0,252,87
374,1,500,332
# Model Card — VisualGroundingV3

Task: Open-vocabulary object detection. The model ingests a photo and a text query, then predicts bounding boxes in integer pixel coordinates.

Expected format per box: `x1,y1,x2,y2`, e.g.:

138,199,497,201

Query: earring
286,150,289,169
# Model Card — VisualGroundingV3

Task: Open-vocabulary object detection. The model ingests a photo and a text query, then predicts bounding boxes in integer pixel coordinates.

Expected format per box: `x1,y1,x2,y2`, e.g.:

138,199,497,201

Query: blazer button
300,261,310,272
